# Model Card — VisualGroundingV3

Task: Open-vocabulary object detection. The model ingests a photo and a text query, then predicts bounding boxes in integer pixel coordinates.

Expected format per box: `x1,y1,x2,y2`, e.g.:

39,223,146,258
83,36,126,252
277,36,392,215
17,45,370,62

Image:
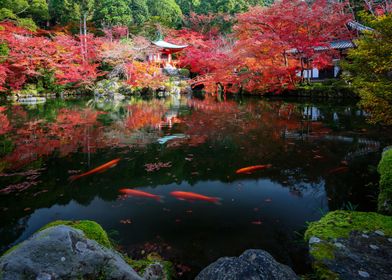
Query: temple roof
152,40,188,49
286,40,355,54
347,20,374,32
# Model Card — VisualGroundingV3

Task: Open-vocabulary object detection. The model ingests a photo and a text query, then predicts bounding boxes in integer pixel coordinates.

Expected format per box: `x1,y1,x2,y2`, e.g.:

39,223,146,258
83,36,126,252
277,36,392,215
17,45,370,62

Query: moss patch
309,242,335,261
39,220,112,248
312,262,340,280
307,240,337,279
305,210,392,241
378,149,392,214
125,255,174,280
1,243,21,257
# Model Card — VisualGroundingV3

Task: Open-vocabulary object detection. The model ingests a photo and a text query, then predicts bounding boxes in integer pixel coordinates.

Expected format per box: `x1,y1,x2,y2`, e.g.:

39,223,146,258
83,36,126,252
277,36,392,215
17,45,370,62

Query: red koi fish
69,158,120,182
328,166,349,174
235,164,272,174
170,191,221,205
119,189,162,202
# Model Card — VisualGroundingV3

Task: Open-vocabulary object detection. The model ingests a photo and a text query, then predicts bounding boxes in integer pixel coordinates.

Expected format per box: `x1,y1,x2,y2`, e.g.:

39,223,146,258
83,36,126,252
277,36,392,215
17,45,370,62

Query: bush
178,68,190,77
378,148,392,214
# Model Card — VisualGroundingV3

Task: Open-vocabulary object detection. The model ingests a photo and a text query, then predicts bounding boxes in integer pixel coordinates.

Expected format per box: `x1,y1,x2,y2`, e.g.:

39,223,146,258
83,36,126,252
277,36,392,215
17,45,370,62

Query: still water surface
0,95,390,278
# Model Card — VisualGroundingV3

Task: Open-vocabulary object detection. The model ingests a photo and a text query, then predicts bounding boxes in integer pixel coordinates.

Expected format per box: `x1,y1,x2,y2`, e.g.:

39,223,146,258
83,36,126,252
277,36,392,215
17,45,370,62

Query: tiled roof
287,40,355,54
347,21,374,32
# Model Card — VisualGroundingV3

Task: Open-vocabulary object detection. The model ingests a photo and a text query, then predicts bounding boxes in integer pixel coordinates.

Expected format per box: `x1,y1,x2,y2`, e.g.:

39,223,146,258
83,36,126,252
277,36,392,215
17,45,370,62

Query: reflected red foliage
0,107,11,135
125,101,167,130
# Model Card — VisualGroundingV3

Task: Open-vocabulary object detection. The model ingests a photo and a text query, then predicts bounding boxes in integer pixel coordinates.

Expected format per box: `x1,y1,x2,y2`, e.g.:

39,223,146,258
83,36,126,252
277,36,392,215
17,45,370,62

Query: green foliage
0,0,29,14
178,68,190,77
177,0,271,15
304,210,392,241
93,0,133,27
129,0,150,25
39,220,112,248
342,15,392,125
0,0,48,26
296,79,353,96
0,43,9,59
28,0,50,24
175,0,201,15
147,0,183,27
16,17,37,31
35,70,65,94
0,8,17,21
378,149,392,214
49,0,80,25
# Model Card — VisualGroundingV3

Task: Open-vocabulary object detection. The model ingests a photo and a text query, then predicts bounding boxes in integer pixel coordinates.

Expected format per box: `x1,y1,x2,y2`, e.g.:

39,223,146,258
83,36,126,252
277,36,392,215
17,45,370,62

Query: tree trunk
83,12,88,62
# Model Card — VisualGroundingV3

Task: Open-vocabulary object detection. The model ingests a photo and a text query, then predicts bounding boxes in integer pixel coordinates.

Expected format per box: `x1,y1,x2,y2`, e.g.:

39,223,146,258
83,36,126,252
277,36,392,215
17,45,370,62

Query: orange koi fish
119,189,162,202
69,158,120,182
235,164,272,174
170,191,221,205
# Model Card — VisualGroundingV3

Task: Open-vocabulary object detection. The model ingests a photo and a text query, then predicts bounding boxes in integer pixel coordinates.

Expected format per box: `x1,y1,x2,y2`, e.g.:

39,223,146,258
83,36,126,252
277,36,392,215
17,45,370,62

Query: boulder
94,79,121,97
305,210,392,279
195,249,298,280
0,225,143,280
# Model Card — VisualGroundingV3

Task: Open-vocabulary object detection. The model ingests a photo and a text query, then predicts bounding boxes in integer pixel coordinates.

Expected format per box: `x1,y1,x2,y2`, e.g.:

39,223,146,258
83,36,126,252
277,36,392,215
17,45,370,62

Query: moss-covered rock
0,224,143,280
378,148,392,214
305,211,392,280
39,220,112,248
305,210,392,241
2,220,174,279
124,251,174,280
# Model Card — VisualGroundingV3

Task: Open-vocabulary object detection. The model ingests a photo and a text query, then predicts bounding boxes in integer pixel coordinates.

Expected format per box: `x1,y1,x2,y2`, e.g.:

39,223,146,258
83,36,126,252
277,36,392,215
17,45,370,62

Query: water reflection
0,96,390,278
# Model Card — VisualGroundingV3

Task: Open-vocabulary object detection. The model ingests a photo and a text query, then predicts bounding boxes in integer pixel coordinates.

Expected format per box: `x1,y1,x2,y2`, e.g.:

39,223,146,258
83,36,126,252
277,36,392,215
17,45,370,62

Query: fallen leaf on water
145,162,172,172
120,219,132,224
24,208,31,211
33,189,48,197
0,181,40,195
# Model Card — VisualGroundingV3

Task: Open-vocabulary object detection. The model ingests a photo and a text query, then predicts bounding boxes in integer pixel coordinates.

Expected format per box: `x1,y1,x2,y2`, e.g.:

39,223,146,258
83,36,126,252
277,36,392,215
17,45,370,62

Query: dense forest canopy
0,0,275,30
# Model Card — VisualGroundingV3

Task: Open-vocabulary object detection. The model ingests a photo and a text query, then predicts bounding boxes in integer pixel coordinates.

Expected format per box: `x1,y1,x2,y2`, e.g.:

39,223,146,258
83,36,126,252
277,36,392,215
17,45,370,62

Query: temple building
289,21,374,80
147,40,188,68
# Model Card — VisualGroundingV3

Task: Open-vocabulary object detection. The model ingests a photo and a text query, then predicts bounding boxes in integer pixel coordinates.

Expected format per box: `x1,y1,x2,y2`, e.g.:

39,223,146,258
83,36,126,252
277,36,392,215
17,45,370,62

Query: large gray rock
0,225,143,280
195,249,298,280
308,231,392,280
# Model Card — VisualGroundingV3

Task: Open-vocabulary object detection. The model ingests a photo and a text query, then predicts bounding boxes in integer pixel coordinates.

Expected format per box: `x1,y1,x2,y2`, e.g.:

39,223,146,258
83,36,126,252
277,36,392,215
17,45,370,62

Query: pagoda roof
152,40,188,49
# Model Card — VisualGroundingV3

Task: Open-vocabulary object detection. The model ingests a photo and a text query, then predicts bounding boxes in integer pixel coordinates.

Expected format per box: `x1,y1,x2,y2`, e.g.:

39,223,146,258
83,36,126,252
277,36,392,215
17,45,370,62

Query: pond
0,95,391,278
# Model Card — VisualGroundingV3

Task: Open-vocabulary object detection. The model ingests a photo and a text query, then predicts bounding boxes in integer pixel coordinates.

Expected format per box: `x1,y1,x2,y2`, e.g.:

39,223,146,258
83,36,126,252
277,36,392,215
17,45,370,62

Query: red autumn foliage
230,0,353,93
0,22,102,92
125,61,168,90
170,0,353,94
